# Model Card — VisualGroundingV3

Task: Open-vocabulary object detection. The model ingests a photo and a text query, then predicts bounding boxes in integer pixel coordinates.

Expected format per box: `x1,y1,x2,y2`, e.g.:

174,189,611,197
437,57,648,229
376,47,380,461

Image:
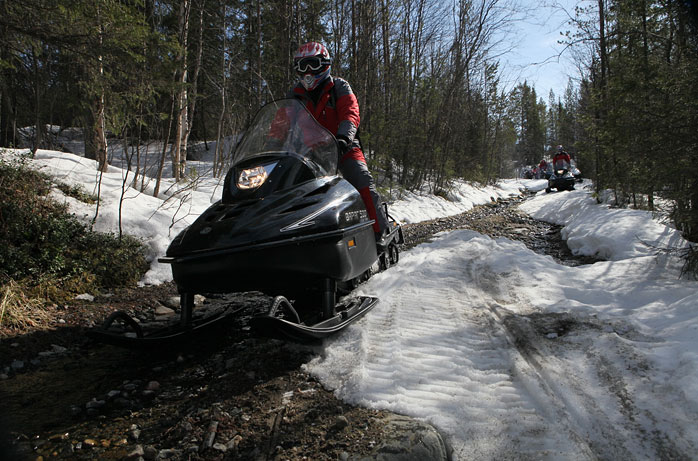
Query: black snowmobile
545,164,576,192
88,99,403,346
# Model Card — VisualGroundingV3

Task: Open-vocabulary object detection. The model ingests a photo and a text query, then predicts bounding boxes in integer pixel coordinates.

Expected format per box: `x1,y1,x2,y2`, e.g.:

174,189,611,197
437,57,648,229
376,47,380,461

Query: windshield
232,99,338,176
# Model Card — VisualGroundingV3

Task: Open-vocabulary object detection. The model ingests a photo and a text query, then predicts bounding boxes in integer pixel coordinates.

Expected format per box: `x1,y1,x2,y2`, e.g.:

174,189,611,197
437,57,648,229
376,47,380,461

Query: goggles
294,56,331,74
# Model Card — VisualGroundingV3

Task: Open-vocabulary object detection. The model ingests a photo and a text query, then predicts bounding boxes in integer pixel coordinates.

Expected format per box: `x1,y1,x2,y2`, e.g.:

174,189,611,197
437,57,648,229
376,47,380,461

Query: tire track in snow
307,234,594,460
468,239,695,459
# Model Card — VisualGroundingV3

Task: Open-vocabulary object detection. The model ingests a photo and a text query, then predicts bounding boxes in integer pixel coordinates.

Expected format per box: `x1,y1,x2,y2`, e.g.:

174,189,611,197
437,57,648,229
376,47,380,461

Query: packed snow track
305,223,698,460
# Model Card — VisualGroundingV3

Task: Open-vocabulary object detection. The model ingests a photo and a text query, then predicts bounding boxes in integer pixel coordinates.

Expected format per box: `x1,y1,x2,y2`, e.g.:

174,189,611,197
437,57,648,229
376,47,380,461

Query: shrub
0,159,149,301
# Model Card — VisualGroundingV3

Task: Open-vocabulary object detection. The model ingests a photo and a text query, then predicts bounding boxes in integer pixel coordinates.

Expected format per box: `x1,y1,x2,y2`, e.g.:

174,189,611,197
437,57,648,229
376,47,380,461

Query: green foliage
561,0,698,274
0,160,148,297
55,181,97,204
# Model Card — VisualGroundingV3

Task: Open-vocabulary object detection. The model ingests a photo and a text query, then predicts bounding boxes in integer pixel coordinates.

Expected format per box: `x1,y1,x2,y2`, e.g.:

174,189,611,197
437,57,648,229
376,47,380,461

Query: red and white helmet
294,42,331,91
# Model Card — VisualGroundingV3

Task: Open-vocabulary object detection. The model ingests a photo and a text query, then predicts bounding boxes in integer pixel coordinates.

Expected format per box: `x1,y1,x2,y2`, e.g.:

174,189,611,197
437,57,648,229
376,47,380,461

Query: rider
288,41,389,242
553,145,571,170
538,159,548,178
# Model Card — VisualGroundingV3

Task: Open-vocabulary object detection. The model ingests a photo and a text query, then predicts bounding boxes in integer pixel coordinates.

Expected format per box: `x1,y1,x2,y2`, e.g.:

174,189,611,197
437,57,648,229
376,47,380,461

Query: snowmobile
88,99,403,346
545,164,576,192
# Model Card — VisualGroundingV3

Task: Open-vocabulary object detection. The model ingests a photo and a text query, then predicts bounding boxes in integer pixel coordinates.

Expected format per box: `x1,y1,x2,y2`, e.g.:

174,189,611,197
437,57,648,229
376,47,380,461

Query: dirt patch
402,196,599,266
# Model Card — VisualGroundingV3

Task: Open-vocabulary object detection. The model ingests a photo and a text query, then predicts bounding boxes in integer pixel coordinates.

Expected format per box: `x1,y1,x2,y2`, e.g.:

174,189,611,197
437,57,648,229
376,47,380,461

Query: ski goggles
294,56,331,74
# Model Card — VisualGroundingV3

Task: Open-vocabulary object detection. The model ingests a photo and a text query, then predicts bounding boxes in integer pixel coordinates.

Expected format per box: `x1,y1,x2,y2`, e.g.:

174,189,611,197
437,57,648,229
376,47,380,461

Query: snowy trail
308,231,590,459
305,229,698,460
13,148,697,459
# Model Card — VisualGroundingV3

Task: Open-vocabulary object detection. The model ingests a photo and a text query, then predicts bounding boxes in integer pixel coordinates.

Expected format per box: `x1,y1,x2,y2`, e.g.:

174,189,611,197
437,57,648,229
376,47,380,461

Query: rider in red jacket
553,145,571,170
289,42,388,240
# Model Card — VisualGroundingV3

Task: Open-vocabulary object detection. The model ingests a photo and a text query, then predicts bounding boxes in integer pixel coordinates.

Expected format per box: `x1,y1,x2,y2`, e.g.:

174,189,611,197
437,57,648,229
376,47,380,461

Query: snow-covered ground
3,147,697,459
308,184,698,459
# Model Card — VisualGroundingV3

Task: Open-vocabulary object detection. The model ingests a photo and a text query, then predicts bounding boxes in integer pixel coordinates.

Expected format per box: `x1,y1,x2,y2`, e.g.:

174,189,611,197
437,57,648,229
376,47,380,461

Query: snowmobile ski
86,294,238,348
250,295,379,342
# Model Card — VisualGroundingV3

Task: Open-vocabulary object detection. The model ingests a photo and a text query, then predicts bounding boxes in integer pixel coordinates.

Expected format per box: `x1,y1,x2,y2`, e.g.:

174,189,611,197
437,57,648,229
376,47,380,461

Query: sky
499,0,583,100
3,145,697,459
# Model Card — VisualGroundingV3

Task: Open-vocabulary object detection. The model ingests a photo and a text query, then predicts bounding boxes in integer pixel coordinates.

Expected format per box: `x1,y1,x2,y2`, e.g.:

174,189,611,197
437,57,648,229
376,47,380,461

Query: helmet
557,145,564,152
294,42,331,91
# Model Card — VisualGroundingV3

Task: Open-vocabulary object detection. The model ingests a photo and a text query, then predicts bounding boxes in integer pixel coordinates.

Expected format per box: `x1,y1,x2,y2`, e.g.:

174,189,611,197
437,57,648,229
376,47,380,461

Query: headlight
237,162,277,189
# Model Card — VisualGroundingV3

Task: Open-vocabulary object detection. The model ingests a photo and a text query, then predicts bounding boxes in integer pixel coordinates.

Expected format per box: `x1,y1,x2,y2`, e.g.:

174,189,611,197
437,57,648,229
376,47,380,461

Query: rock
107,390,121,399
213,442,227,452
75,293,95,301
146,380,160,391
51,344,67,353
155,305,175,316
0,373,8,380
126,444,144,458
143,445,158,460
11,360,24,370
226,435,242,450
86,399,105,409
332,415,350,431
83,438,97,447
115,398,134,409
351,414,450,461
129,428,141,441
157,448,181,458
163,296,181,309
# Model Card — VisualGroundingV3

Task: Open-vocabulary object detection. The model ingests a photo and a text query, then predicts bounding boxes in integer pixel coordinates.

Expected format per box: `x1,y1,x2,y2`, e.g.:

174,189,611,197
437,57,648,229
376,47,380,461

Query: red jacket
289,77,361,151
553,152,571,169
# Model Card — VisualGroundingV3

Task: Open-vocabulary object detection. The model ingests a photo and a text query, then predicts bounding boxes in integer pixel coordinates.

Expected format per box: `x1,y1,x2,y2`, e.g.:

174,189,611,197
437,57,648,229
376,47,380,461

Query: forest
1,0,697,244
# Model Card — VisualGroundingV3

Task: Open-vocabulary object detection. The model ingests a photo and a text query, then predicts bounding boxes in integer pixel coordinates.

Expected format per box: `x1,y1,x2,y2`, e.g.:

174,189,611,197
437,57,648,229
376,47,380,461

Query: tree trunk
94,5,108,172
183,1,204,162
172,0,191,181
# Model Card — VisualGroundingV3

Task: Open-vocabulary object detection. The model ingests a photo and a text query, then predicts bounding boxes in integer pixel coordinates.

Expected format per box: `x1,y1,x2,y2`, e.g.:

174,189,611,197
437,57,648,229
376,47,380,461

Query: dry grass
0,280,52,337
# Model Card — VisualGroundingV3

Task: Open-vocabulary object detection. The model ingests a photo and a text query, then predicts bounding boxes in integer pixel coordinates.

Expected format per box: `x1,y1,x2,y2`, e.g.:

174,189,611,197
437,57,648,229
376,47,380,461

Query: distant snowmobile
546,166,576,193
88,99,403,346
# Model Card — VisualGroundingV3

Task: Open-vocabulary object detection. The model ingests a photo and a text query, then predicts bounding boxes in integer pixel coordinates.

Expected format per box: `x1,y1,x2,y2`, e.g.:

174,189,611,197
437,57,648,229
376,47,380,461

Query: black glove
337,137,350,155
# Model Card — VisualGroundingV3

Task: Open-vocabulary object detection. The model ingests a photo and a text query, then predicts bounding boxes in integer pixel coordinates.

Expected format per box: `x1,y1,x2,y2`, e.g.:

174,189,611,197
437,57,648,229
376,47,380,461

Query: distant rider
538,159,548,178
553,145,571,170
287,42,389,242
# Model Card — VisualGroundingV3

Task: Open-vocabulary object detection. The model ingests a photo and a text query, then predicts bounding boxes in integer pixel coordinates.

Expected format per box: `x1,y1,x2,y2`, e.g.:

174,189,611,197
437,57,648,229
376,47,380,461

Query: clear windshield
232,99,338,176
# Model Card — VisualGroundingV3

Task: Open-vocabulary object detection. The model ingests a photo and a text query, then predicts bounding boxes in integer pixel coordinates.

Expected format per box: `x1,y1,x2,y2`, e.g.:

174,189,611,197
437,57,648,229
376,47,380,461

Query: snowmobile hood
165,176,370,258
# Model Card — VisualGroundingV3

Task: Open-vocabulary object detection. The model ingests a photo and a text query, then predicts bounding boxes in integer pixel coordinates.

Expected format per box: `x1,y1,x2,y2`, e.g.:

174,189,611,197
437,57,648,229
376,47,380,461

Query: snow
3,147,697,459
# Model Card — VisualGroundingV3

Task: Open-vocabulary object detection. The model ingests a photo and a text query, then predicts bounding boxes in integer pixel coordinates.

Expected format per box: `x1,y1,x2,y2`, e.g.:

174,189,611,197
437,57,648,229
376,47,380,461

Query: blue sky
498,0,583,101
